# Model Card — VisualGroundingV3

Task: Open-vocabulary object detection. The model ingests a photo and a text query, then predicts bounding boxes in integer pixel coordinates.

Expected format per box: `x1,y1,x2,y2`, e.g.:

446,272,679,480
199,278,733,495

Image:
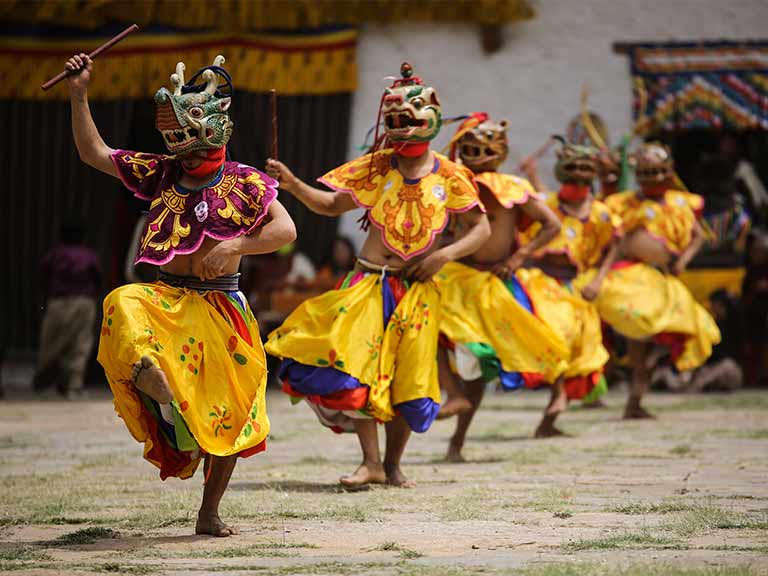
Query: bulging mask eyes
189,107,204,118
411,97,425,110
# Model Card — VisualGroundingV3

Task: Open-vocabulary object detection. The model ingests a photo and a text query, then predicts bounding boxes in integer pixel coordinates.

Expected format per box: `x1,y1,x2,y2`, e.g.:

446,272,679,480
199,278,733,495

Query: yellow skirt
435,262,568,382
514,268,609,385
97,283,270,479
265,272,441,431
576,263,721,371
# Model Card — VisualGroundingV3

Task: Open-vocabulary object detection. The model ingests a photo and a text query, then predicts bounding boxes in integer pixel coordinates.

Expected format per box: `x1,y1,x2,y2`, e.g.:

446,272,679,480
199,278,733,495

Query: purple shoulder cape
111,150,278,265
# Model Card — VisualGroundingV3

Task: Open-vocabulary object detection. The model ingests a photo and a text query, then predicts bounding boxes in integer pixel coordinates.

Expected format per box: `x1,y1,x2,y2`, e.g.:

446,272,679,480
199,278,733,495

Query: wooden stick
517,136,555,172
270,89,278,160
41,24,139,91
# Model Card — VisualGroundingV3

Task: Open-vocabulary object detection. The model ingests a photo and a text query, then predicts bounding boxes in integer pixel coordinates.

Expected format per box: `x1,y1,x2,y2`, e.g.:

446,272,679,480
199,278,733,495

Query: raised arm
266,159,357,216
65,53,117,177
406,206,491,282
519,156,554,196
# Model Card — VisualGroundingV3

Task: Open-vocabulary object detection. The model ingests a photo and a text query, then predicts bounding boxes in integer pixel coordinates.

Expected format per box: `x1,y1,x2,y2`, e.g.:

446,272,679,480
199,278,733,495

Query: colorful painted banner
0,29,358,100
626,41,768,134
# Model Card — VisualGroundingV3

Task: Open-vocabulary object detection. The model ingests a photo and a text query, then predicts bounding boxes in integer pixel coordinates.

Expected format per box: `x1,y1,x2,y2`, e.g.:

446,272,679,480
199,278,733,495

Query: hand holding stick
41,24,139,91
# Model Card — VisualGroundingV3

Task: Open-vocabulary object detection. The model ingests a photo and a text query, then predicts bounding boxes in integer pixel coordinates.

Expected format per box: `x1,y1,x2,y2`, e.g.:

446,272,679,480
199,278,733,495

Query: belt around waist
158,271,241,291
354,258,407,278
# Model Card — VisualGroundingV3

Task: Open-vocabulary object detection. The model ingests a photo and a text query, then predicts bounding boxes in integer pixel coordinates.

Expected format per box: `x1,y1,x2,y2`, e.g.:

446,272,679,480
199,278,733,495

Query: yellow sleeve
318,150,393,208
445,162,483,212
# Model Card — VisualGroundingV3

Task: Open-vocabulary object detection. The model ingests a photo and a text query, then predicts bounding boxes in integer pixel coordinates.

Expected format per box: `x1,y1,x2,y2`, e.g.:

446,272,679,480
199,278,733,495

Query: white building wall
339,0,768,249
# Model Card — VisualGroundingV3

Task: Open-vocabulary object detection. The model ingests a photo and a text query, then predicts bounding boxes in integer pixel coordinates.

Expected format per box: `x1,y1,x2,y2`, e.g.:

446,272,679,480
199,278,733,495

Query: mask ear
499,120,508,129
220,97,231,112
429,91,440,106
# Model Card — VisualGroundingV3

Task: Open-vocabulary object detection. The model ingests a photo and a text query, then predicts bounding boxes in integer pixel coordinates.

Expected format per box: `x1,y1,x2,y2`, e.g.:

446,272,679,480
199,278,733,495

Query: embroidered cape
111,150,278,265
474,172,536,208
605,189,702,255
519,192,621,271
319,150,481,259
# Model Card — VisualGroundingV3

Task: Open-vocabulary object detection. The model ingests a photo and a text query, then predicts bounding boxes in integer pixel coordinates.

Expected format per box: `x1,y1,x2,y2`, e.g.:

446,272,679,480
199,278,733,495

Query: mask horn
170,62,185,96
212,54,226,67
202,69,217,95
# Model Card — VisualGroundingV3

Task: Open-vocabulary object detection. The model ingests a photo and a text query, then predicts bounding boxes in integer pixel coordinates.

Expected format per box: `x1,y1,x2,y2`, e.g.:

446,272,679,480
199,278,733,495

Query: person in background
690,290,743,392
742,230,768,386
319,236,357,284
33,220,101,399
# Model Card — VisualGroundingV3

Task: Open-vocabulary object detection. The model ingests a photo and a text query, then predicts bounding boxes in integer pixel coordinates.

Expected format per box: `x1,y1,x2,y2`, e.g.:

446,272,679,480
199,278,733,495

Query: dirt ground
1,387,767,576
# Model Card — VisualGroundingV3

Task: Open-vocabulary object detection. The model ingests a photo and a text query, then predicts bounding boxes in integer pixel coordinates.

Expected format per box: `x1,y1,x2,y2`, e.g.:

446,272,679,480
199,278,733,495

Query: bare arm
198,200,297,280
581,239,620,301
232,200,297,256
672,218,705,275
406,207,491,282
514,196,561,260
65,53,117,177
266,159,357,216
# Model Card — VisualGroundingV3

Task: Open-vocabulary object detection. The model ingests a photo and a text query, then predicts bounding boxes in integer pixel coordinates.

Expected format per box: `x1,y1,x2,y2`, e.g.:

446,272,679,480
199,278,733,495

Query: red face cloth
392,141,430,158
558,183,591,202
642,183,668,198
182,147,226,179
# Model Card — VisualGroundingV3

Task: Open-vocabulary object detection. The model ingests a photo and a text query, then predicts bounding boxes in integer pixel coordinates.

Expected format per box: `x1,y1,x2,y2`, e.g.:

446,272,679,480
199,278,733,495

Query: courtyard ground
1,388,767,575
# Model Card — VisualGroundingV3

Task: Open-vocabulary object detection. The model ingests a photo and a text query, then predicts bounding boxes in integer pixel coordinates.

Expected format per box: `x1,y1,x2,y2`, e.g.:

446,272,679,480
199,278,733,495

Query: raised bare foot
623,404,656,420
546,390,568,416
195,512,239,537
339,462,386,488
445,443,466,463
132,355,173,404
384,463,415,488
436,395,473,420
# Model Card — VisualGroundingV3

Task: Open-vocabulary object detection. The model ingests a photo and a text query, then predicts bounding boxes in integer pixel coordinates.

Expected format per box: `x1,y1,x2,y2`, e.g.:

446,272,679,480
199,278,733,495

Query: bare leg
196,454,239,537
436,347,472,419
535,377,568,438
340,419,386,488
383,416,414,488
132,355,173,404
624,340,655,419
446,379,486,462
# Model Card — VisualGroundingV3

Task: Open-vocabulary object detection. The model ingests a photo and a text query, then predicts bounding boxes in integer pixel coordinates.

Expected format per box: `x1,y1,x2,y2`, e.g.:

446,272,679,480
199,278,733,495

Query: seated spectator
742,229,768,386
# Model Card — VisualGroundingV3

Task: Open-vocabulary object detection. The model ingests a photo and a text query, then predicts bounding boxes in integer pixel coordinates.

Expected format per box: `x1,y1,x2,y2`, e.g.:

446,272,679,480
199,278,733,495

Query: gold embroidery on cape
213,173,239,199
216,176,267,227
162,187,189,214
122,152,158,183
382,182,436,250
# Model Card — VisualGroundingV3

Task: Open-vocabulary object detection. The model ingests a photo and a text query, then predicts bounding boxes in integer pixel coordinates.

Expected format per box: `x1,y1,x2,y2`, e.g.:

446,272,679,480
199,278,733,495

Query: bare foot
534,416,568,438
623,403,656,420
582,398,606,409
195,512,239,537
384,463,415,488
546,389,568,416
437,395,473,420
445,443,466,463
339,462,386,488
132,356,173,404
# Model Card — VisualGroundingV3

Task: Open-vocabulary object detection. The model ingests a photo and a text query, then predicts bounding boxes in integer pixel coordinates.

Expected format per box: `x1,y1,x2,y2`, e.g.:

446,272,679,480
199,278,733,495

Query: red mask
642,183,667,199
393,141,429,158
558,183,591,202
182,147,226,179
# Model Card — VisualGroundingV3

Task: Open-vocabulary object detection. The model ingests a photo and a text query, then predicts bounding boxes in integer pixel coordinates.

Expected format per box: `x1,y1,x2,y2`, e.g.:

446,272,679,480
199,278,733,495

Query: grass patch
0,545,52,562
655,393,768,412
611,500,691,515
190,541,317,559
669,444,694,456
564,528,684,551
521,564,758,576
49,526,119,546
553,510,573,519
664,505,768,536
373,541,424,559
93,563,156,575
531,487,574,513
